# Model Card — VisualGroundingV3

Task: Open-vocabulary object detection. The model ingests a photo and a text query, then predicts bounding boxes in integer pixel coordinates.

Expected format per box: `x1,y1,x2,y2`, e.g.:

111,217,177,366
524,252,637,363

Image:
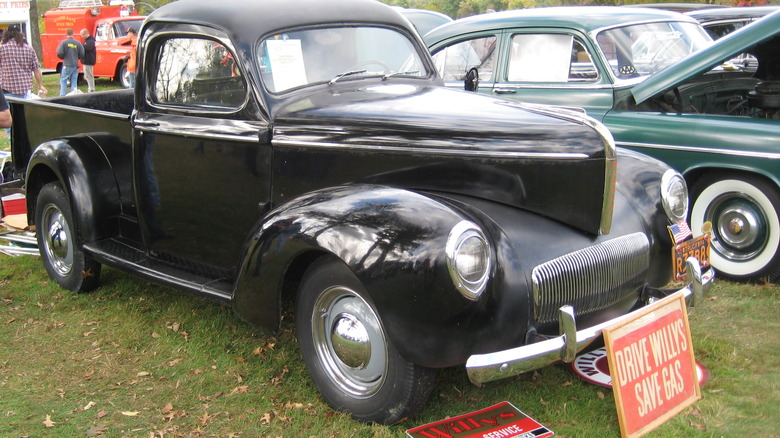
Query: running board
83,239,234,303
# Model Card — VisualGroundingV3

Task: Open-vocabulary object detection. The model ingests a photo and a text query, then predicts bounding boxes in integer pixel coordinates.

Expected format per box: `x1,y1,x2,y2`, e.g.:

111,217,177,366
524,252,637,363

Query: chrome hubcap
43,206,73,276
312,286,387,397
708,195,767,261
330,313,371,369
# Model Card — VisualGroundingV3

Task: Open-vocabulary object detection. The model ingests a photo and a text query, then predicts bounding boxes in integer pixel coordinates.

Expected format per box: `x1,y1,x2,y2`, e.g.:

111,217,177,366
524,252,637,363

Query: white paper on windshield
266,39,308,91
507,34,573,82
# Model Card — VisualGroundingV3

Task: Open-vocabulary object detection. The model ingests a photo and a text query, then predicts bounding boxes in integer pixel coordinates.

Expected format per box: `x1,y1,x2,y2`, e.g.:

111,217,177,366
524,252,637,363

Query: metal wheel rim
706,193,768,262
42,204,74,277
311,286,387,398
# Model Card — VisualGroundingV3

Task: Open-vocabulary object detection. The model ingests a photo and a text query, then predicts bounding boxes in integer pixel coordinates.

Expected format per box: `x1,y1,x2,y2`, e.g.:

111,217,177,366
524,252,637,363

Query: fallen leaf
43,414,56,428
690,421,707,431
85,424,107,437
161,402,174,415
561,381,573,387
121,411,140,417
228,385,249,396
151,332,161,338
596,391,605,400
97,410,108,419
137,371,151,377
200,411,211,426
83,401,97,410
260,411,274,424
168,359,181,367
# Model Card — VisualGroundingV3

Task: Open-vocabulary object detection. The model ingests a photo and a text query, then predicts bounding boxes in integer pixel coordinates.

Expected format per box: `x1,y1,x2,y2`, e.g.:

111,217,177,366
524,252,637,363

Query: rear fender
25,137,122,243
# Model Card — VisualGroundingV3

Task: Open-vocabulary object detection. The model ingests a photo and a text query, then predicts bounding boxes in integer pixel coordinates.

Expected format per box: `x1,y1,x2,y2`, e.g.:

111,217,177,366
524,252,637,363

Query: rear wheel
35,182,101,292
690,175,780,281
296,257,435,424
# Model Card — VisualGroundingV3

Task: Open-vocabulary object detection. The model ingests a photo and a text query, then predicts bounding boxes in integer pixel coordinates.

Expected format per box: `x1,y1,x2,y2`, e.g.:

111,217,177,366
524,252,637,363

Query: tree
29,0,42,60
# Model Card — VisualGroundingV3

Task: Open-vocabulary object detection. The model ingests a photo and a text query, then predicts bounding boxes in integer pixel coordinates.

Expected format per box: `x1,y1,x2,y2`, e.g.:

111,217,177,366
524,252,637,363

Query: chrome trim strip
618,141,780,160
486,83,613,91
272,139,589,159
466,262,714,384
135,126,259,143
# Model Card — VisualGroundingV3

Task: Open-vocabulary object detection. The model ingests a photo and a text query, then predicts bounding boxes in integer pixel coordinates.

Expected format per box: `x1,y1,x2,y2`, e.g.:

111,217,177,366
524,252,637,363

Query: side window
153,37,246,109
96,23,110,41
507,34,598,83
431,36,497,83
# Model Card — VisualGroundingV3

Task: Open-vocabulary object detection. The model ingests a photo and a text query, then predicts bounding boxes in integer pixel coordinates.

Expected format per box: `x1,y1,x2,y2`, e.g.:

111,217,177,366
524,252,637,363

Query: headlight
446,221,491,300
660,170,689,222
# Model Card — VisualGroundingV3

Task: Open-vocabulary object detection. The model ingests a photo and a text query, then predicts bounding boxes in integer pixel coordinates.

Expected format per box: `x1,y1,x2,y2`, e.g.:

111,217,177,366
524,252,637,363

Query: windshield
96,18,145,41
258,26,429,93
595,21,711,81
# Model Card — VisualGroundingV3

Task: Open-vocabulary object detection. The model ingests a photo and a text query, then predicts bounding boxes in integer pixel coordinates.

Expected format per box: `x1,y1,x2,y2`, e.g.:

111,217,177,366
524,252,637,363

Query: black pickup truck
4,0,712,424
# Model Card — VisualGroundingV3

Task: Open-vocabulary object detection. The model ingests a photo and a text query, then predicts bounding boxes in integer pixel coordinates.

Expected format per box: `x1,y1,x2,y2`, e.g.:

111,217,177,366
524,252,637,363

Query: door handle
493,88,517,95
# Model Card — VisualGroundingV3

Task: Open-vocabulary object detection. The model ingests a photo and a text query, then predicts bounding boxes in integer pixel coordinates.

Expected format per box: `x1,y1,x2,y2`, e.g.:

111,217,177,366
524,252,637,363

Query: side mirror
464,67,479,92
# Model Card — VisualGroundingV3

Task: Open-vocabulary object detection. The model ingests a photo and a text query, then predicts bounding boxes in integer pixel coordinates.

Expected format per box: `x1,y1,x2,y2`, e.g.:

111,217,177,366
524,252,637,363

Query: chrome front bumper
466,258,714,384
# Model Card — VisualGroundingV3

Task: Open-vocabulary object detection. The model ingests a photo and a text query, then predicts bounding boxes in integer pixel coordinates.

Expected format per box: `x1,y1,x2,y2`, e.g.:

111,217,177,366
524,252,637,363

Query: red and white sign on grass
604,292,701,438
406,401,553,438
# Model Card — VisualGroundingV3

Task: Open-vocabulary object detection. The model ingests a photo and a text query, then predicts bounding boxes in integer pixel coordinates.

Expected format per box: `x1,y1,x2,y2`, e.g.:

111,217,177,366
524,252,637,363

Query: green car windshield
595,21,711,82
258,26,428,93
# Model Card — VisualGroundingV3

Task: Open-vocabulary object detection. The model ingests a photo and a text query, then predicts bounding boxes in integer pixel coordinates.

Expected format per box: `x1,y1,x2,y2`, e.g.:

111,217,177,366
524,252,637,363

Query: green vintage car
426,6,780,281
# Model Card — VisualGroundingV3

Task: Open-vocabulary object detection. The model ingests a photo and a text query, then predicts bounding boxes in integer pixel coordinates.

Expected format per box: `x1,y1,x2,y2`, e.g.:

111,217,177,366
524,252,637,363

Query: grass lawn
0,251,777,437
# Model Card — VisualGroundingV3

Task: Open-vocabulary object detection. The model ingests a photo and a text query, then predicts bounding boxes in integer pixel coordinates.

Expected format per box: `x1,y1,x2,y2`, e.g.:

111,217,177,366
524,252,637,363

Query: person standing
0,93,11,129
56,28,84,96
80,28,96,92
0,24,47,99
126,27,138,88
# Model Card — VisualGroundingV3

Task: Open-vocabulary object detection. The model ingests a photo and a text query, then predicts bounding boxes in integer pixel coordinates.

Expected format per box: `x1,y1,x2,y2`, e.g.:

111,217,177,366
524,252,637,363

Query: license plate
673,233,711,279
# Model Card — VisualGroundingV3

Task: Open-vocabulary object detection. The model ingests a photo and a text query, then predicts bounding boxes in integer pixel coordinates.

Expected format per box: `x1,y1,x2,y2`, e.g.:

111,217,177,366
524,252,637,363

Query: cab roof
425,6,697,42
147,0,414,39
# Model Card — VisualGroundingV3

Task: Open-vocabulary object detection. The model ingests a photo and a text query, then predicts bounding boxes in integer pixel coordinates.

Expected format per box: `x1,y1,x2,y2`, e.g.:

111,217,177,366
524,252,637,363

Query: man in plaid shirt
0,25,47,99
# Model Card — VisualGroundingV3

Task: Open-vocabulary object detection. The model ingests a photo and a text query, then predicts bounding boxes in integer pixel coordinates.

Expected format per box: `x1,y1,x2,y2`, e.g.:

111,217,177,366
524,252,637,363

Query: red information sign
406,401,553,438
604,293,701,438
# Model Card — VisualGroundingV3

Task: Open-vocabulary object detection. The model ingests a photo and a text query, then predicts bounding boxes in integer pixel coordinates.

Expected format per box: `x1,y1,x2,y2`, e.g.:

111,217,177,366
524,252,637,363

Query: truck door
133,33,271,280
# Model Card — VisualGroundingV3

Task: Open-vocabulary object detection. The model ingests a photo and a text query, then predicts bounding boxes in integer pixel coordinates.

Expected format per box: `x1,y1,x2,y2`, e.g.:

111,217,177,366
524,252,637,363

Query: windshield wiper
382,71,419,80
329,69,367,85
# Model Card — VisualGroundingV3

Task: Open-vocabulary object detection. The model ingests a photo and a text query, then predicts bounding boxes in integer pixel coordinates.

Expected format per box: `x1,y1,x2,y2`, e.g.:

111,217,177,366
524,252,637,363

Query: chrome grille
531,232,649,325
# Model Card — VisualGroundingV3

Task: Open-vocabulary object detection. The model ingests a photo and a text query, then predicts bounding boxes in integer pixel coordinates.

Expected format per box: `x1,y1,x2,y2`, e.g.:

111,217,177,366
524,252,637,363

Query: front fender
25,137,122,243
232,184,473,346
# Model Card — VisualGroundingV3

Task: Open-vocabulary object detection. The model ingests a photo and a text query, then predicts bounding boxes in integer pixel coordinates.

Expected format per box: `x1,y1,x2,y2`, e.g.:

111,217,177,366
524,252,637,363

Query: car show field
1,1,777,436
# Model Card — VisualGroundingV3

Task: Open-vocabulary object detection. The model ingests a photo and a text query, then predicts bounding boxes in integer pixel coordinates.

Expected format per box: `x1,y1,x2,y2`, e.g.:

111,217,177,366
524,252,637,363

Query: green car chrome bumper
466,257,714,384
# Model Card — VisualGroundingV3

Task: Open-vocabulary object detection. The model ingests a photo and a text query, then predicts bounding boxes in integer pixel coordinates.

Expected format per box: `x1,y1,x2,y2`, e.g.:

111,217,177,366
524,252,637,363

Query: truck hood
632,9,780,105
273,83,616,235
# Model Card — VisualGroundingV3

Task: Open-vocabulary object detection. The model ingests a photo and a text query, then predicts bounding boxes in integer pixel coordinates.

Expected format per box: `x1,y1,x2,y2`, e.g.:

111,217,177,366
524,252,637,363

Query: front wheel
690,175,780,281
296,257,435,424
35,182,102,292
116,61,131,88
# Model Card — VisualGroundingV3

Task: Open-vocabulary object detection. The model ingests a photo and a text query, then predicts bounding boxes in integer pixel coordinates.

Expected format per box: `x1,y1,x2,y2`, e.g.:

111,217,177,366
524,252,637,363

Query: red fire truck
41,0,145,88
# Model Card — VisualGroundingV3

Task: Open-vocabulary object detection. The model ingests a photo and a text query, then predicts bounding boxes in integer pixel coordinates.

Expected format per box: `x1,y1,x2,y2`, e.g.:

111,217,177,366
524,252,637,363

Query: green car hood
632,9,780,105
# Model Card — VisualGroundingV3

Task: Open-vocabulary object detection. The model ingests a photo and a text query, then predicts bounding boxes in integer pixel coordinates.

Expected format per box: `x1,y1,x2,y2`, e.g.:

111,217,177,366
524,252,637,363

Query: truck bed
9,89,134,179
41,88,135,115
